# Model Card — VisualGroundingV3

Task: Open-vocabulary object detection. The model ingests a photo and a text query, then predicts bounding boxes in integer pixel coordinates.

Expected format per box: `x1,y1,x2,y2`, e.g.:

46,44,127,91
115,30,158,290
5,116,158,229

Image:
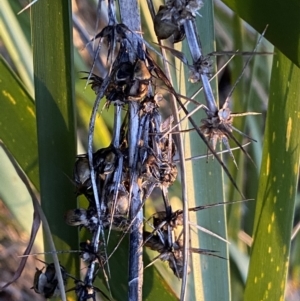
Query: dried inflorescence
189,55,214,82
153,42,256,167
144,230,190,278
58,13,181,298
142,198,237,280
28,0,259,300
201,107,234,151
85,58,152,106
200,101,258,167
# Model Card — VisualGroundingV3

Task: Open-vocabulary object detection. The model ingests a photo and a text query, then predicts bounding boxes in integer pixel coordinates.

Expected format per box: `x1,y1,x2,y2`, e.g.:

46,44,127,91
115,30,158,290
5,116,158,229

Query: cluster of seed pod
30,0,265,299
59,5,186,299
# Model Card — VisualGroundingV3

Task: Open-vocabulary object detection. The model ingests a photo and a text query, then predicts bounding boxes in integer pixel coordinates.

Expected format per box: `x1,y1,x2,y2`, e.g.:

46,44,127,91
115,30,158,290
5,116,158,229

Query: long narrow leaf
244,51,300,300
0,0,34,96
0,55,39,188
31,0,79,283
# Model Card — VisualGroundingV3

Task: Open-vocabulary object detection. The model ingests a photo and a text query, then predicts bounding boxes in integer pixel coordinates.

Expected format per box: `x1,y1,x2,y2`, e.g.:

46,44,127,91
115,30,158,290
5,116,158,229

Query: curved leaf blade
221,0,300,67
0,55,39,188
31,0,79,284
244,51,300,300
0,0,34,96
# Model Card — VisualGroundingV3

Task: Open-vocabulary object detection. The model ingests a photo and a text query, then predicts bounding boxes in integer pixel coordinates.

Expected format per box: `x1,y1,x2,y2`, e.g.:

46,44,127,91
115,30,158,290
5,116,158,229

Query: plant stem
119,1,143,300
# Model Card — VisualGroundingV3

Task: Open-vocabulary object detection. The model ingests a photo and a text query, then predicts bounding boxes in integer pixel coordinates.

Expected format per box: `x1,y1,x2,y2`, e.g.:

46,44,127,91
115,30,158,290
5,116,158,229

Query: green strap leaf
0,0,34,96
31,0,79,282
0,55,39,188
244,51,300,300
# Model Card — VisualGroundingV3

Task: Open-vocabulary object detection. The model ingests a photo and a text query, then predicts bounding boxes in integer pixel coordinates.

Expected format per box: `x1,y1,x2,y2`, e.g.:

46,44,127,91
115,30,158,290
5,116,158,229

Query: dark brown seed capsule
154,6,178,40
93,146,117,176
123,60,150,101
33,267,46,295
107,188,129,215
133,60,151,82
115,62,134,84
143,231,166,253
73,156,91,195
32,263,67,298
173,25,185,43
143,231,190,278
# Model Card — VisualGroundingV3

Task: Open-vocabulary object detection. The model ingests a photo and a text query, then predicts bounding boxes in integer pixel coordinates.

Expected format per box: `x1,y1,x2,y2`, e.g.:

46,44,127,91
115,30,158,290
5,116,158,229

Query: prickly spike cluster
182,15,267,169
61,2,185,300
27,1,264,301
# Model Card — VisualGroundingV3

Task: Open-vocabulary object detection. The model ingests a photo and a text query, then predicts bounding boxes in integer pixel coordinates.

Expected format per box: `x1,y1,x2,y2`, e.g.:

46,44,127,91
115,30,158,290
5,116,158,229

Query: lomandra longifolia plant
0,0,300,301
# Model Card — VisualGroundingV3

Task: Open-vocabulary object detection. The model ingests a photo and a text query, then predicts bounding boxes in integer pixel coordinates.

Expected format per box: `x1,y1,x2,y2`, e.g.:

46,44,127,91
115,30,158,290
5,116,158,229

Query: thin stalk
183,20,217,114
128,102,143,301
112,105,122,148
118,1,143,300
